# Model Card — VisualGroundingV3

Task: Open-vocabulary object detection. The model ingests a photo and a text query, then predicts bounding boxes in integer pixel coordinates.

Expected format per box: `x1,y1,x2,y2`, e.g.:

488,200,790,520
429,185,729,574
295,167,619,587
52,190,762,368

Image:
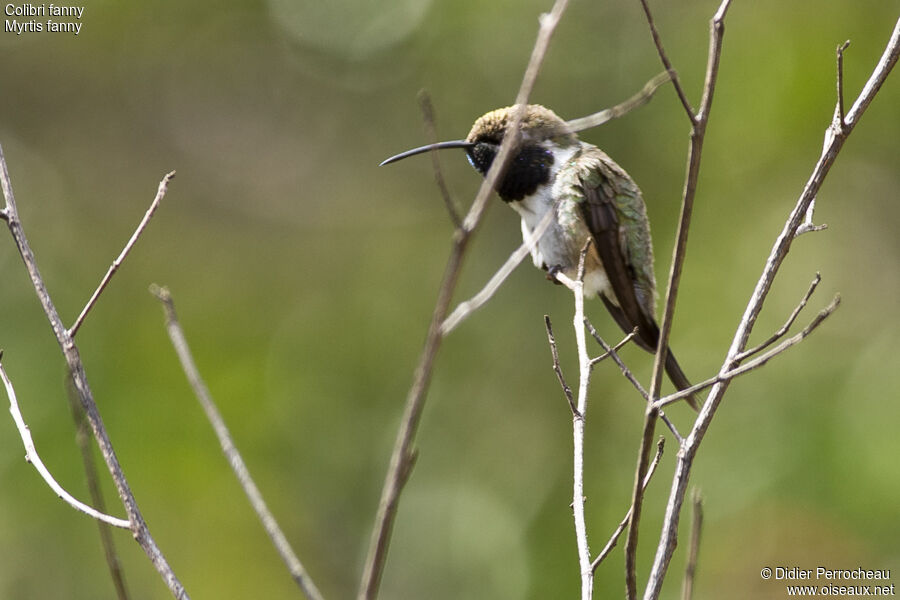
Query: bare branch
359,3,572,597
681,489,703,600
735,273,821,362
69,171,175,339
544,315,580,418
1,357,130,529
627,2,733,597
659,294,841,409
644,17,899,600
441,204,556,335
591,437,665,571
417,91,462,227
150,286,325,600
565,71,672,132
585,323,648,401
636,0,696,121
583,321,683,444
0,144,189,599
67,382,131,600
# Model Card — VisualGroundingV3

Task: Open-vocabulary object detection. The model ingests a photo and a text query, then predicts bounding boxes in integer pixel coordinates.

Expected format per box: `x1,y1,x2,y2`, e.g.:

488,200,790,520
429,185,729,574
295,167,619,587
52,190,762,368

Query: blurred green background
1,0,898,598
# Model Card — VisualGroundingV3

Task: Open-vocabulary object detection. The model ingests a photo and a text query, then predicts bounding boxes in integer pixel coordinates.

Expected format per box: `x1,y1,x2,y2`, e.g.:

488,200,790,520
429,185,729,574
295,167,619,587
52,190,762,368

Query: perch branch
0,145,189,599
151,286,325,600
69,171,175,338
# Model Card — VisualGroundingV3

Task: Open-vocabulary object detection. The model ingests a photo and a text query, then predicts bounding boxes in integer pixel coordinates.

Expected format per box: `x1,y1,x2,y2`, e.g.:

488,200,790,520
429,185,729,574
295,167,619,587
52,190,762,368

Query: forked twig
0,145,189,599
734,273,821,362
69,171,175,338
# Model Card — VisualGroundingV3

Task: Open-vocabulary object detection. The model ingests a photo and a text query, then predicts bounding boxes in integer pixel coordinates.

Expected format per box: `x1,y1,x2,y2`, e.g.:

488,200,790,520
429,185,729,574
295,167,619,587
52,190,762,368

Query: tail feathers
598,293,698,411
663,349,699,412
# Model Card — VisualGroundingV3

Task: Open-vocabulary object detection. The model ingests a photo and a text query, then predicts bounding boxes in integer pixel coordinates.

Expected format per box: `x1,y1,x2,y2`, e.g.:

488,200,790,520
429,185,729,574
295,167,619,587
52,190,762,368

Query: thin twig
591,437,665,571
359,4,572,597
734,273,821,362
0,145,189,599
442,204,556,335
655,295,841,409
626,3,733,598
69,171,175,338
589,330,636,368
545,315,580,418
583,321,682,444
418,91,462,227
1,357,130,529
681,489,703,600
637,0,696,121
565,71,672,132
643,18,899,600
67,381,130,600
150,286,325,600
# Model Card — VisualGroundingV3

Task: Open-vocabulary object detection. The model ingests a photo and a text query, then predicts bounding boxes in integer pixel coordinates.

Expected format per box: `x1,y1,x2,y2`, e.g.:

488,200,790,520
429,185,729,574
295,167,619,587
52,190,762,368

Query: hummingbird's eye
467,141,497,176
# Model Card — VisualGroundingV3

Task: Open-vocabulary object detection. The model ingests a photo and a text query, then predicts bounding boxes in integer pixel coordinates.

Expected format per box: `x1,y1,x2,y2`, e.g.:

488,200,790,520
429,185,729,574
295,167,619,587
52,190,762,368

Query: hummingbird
382,104,697,410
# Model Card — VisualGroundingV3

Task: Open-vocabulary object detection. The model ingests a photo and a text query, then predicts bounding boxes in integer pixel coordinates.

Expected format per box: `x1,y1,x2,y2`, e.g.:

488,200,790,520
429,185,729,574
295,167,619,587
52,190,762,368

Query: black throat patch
467,143,555,202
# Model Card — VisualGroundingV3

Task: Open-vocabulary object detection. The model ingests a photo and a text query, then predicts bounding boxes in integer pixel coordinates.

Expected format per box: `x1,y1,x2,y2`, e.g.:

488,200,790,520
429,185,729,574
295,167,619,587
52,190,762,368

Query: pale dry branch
656,294,841,409
735,273,821,362
358,3,572,597
591,436,665,572
0,145,189,599
150,286,325,600
69,171,175,339
1,357,130,529
643,18,899,600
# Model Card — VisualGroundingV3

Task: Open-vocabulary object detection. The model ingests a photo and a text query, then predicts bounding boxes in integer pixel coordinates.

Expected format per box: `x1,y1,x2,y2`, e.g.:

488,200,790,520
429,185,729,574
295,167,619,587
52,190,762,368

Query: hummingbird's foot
546,264,564,285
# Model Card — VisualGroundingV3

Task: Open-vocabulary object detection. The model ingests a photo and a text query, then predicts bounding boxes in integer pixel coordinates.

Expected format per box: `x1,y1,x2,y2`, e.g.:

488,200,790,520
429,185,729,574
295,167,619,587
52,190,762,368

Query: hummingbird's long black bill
380,140,475,166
